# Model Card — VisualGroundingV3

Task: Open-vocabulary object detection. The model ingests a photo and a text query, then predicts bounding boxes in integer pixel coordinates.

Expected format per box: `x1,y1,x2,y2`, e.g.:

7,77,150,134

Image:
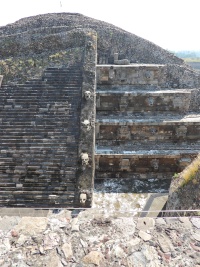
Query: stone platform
95,64,200,182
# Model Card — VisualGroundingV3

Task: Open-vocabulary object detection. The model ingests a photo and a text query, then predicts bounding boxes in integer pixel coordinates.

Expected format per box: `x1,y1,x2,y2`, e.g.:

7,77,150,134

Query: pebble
112,245,126,258
11,230,18,237
136,217,155,231
138,230,152,241
158,234,174,253
71,217,79,232
127,251,147,267
82,251,104,266
156,218,166,225
62,242,73,259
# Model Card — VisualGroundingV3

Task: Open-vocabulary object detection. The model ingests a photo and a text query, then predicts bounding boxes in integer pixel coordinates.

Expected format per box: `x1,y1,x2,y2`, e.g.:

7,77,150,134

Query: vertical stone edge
74,29,97,208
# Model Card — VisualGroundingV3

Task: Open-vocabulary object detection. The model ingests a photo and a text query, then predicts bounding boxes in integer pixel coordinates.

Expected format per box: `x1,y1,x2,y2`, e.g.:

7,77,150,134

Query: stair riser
95,172,174,180
96,124,200,142
95,153,197,174
96,93,190,112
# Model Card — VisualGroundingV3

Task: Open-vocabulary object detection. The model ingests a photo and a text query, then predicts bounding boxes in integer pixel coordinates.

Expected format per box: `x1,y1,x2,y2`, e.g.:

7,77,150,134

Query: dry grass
180,154,200,187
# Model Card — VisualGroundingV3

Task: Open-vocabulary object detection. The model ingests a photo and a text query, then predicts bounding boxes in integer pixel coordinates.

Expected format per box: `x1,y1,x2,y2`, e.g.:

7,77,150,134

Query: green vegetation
173,173,179,179
0,47,83,83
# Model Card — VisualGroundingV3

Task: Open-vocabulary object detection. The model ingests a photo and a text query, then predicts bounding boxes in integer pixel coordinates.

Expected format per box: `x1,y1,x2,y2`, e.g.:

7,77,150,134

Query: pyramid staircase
95,64,200,182
0,65,83,207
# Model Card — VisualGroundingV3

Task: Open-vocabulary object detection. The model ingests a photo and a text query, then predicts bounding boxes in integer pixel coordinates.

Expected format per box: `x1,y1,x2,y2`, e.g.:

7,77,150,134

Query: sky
0,0,199,51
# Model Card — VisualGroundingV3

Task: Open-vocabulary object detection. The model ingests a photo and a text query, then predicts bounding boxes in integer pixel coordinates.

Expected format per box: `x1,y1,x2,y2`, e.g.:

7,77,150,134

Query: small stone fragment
138,230,152,241
62,243,73,260
82,251,104,266
72,224,79,232
126,237,140,247
11,230,18,237
61,258,68,266
71,217,79,232
136,217,155,231
158,234,174,253
48,250,63,267
16,234,28,246
190,217,200,229
112,245,126,258
39,246,45,255
156,218,166,225
127,251,147,267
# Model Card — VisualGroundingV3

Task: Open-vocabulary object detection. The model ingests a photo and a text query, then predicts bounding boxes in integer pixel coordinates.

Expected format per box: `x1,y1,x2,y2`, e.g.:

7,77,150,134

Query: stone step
42,73,82,78
0,201,75,208
96,64,166,86
96,89,192,113
95,146,198,175
95,171,174,180
0,181,75,187
1,85,81,91
96,113,200,143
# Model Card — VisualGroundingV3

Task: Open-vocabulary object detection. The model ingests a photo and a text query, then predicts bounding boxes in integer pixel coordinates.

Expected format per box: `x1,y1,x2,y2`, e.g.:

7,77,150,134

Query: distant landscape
172,50,200,71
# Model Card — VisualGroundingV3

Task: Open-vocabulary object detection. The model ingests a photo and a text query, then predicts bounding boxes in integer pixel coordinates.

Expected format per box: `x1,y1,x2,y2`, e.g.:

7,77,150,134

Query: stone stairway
0,65,83,207
95,65,200,181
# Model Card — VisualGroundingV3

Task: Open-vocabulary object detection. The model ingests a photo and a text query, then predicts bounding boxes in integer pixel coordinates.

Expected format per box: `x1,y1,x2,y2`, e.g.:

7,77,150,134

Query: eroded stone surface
0,212,199,266
136,217,155,231
82,251,104,266
14,217,48,235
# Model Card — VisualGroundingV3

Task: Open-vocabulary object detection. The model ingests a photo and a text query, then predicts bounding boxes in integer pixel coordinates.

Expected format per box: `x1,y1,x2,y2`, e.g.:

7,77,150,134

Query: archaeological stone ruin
0,13,200,209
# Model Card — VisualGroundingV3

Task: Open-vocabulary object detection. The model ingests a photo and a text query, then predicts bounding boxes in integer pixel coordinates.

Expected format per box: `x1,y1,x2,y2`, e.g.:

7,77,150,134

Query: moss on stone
180,155,200,187
0,47,84,84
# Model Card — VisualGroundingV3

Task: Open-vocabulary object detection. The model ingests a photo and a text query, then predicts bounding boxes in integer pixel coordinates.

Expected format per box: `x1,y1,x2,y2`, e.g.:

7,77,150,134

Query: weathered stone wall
97,64,200,89
189,88,200,112
166,154,200,215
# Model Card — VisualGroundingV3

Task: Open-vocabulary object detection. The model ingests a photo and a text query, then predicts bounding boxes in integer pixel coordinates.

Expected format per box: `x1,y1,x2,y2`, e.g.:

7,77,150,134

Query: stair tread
96,113,200,124
97,88,193,94
96,143,200,155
